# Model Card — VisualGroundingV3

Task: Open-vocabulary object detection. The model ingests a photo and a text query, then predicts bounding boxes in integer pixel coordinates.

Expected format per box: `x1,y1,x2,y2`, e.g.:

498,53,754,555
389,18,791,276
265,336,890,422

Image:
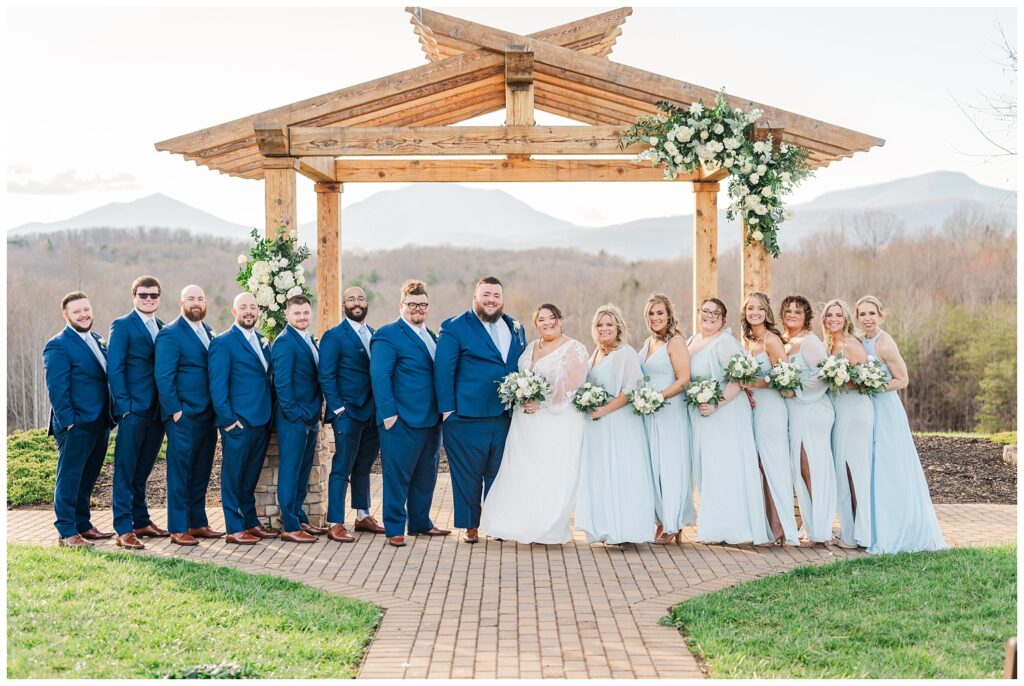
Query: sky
4,5,1018,231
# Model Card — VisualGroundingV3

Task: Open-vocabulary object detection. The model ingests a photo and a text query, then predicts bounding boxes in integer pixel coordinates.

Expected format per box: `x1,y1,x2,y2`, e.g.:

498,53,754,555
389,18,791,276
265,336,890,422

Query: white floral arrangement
817,354,854,394
766,359,804,393
851,356,888,396
725,352,761,385
572,382,611,415
496,370,552,411
236,226,313,340
621,89,813,257
684,377,724,409
627,377,668,416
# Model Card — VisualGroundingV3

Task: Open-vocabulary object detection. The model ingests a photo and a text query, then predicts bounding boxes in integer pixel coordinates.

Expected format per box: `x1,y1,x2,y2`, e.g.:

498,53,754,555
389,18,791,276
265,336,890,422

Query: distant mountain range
9,171,1015,260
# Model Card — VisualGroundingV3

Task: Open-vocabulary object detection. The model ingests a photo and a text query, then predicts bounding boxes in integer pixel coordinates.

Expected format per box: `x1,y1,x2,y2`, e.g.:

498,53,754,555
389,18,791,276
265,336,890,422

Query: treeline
6,207,1015,433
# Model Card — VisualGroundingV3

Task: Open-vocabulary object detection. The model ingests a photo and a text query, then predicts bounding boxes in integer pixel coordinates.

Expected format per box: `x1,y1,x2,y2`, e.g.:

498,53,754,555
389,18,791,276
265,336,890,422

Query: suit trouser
165,412,217,533
111,412,165,535
276,418,319,532
379,419,440,538
442,414,511,529
220,423,271,534
53,422,110,539
327,414,380,524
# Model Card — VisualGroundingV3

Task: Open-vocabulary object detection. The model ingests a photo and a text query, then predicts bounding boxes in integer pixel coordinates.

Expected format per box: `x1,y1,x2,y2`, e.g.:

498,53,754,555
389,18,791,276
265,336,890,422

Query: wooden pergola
156,7,884,332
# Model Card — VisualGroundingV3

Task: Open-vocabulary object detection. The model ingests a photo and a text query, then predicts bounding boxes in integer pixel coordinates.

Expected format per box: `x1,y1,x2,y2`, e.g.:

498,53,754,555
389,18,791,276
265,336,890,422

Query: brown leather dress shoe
245,526,280,539
280,530,317,543
187,526,225,539
115,532,145,550
353,516,386,534
300,522,328,536
387,535,406,547
463,528,479,543
170,532,199,546
225,532,260,545
58,534,94,548
327,524,355,543
80,527,115,540
409,526,451,536
133,524,170,538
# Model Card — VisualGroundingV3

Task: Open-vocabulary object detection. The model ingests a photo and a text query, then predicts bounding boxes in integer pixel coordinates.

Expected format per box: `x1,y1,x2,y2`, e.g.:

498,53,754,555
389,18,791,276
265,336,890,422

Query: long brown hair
740,292,784,344
644,292,682,342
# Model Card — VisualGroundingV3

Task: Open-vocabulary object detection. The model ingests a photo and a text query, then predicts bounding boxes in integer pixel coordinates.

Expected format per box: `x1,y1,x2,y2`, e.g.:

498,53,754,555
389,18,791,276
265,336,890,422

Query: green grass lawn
914,430,1017,444
6,428,167,507
7,544,381,678
664,546,1016,679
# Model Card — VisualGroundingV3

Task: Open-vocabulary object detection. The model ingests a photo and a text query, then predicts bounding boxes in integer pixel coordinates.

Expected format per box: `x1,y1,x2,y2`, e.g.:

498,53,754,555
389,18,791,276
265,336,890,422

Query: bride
479,303,589,544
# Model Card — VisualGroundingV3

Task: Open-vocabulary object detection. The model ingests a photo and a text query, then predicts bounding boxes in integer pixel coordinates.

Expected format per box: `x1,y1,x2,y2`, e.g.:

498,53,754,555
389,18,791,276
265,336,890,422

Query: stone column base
255,429,333,528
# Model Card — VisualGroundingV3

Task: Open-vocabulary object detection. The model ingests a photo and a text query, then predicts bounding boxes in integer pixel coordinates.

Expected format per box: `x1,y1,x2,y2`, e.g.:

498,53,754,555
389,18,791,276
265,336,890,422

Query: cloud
7,167,141,194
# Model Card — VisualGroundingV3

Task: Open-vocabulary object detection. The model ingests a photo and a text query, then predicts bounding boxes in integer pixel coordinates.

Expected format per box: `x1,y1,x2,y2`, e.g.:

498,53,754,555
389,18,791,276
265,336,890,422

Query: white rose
757,164,768,175
697,390,712,403
269,302,280,312
749,173,760,185
237,255,248,265
752,230,764,241
648,136,659,146
761,187,773,198
296,274,305,285
287,285,302,298
276,293,287,303
676,126,694,143
713,123,724,134
266,318,277,328
700,130,709,140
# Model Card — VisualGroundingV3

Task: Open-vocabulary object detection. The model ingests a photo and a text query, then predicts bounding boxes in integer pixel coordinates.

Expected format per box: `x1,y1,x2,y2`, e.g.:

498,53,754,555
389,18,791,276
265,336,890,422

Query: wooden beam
333,158,703,183
692,181,719,333
315,182,343,332
741,220,772,302
264,159,297,238
289,125,643,157
254,122,289,156
505,45,535,160
298,157,336,183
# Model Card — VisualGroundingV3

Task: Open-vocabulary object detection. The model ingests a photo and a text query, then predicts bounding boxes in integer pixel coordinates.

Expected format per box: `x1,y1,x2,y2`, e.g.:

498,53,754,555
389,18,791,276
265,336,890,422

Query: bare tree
953,22,1017,160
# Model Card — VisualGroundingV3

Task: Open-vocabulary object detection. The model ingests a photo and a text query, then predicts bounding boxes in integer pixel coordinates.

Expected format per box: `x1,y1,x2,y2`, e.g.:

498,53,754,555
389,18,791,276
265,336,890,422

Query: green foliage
664,546,1016,679
235,226,314,341
6,544,381,678
989,431,1017,445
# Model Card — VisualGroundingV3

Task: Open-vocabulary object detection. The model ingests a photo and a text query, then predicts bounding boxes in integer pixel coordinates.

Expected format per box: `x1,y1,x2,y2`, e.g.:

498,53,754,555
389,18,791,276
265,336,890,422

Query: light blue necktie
85,334,106,372
304,332,319,365
249,332,268,370
358,324,372,358
419,327,436,360
196,324,210,350
145,317,158,342
487,321,501,351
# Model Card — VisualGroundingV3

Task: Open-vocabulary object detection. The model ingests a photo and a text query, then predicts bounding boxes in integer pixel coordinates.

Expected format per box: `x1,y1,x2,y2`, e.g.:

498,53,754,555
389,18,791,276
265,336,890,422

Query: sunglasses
137,293,161,300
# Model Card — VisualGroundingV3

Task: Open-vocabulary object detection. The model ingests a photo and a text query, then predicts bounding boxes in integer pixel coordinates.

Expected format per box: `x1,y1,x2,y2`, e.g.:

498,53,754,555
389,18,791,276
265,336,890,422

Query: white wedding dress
479,338,589,544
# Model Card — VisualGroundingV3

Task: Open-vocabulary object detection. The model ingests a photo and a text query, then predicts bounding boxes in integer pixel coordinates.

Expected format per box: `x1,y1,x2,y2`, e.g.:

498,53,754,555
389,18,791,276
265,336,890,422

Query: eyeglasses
404,302,429,311
136,293,160,300
344,296,368,304
700,308,722,318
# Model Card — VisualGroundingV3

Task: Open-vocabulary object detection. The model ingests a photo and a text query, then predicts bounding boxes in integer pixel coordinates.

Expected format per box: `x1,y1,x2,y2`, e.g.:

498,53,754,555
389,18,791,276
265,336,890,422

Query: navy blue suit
154,315,217,534
209,325,274,534
107,310,166,535
370,317,442,538
319,319,379,524
43,326,115,539
434,311,526,529
271,324,323,532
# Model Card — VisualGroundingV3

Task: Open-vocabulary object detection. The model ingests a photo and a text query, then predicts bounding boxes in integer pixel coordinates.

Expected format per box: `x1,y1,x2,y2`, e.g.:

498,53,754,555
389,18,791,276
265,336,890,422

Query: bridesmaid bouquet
852,357,887,396
817,354,853,393
496,370,552,410
725,352,761,384
572,382,611,414
685,378,724,408
766,359,804,393
627,377,668,415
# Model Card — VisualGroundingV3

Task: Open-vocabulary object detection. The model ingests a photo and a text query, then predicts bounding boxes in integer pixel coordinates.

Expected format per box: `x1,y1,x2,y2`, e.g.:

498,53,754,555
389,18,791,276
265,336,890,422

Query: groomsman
435,276,525,543
318,286,385,543
107,276,167,550
155,284,223,546
208,293,277,545
43,291,116,547
272,295,326,543
370,279,450,547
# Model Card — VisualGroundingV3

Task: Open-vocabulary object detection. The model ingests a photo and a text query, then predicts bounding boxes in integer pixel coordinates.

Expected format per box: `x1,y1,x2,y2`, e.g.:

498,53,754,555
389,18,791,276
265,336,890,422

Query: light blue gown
576,346,657,544
785,334,837,543
750,352,800,544
830,347,875,548
688,332,771,545
863,333,946,554
639,340,695,535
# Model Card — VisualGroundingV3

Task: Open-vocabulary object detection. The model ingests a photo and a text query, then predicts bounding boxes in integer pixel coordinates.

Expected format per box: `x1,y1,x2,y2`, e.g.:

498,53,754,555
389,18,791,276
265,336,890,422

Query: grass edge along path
6,544,382,678
663,545,1016,679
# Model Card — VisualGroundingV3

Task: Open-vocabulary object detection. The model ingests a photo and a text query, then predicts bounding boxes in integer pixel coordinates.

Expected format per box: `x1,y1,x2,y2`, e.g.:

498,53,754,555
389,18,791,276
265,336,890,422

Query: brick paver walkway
7,478,1015,679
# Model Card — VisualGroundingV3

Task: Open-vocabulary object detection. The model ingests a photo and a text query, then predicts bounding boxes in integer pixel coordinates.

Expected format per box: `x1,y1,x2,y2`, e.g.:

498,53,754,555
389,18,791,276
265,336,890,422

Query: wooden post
505,46,534,160
692,181,719,332
263,158,298,238
741,220,772,300
315,182,343,332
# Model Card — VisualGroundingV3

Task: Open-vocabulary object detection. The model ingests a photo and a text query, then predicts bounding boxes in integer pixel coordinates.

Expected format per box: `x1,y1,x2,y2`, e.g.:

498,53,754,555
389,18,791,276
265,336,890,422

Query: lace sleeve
542,340,590,415
797,334,827,398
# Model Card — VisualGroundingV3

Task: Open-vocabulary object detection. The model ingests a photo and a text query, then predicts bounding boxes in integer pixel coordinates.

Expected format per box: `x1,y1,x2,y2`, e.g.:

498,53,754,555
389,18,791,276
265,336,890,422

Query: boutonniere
96,336,107,349
207,327,217,337
311,335,319,345
260,338,269,349
510,318,522,334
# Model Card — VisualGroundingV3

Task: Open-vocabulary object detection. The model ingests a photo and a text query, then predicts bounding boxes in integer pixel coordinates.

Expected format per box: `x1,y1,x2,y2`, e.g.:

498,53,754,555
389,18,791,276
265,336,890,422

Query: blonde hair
855,295,886,319
740,291,784,343
820,298,858,351
400,279,428,301
591,304,629,348
644,292,682,342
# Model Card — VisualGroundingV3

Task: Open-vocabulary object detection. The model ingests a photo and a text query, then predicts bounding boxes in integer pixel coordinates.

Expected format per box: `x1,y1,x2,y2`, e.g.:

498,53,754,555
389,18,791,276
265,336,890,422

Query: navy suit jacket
154,315,215,420
107,310,164,418
319,319,375,424
434,311,527,418
208,325,274,428
271,324,323,426
43,326,114,434
370,318,439,429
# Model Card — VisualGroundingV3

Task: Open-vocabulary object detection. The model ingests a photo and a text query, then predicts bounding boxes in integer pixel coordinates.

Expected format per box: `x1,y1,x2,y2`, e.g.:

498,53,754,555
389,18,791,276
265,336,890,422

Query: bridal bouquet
725,352,761,384
685,377,724,408
627,377,668,416
851,356,887,396
817,354,853,393
572,382,611,414
765,359,804,393
497,370,552,410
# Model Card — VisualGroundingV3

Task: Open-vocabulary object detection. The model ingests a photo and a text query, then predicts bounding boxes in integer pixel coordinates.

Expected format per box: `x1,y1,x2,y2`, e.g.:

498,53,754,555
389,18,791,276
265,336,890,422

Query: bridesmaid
638,293,694,545
739,292,800,546
822,298,874,550
855,296,946,554
576,304,656,544
687,298,771,546
779,295,836,546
